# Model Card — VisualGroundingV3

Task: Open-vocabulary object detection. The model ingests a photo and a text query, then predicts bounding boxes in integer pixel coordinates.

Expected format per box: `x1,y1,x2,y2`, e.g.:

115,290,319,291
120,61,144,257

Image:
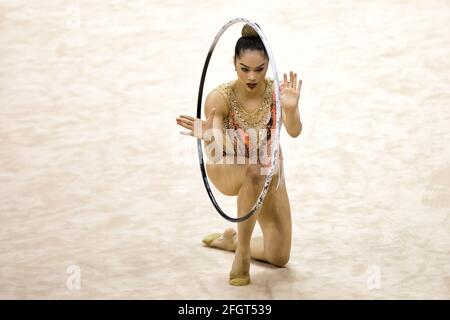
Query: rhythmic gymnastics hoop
196,18,282,223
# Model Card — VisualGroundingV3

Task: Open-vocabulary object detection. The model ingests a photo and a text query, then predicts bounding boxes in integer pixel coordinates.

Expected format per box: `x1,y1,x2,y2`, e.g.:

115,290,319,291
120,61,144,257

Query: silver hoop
196,18,282,223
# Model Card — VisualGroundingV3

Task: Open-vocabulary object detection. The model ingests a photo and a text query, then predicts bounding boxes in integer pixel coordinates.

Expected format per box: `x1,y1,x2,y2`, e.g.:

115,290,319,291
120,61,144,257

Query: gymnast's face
234,50,268,92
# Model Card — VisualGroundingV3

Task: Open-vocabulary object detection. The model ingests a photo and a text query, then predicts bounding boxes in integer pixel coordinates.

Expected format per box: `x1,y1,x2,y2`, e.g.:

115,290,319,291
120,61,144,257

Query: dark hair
234,24,269,63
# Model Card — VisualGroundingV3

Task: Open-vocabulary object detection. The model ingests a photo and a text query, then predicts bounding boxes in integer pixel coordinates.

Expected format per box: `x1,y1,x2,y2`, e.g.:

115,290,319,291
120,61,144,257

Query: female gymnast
176,24,302,286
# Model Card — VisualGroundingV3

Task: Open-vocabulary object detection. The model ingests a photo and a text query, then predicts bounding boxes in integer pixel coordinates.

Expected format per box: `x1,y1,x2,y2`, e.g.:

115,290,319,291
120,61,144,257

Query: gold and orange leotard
213,77,284,186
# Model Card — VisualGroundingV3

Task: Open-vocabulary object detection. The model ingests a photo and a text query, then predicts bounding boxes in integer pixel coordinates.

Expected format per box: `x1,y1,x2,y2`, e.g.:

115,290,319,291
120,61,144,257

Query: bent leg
257,169,292,267
205,162,291,268
204,157,291,285
232,169,292,267
205,155,248,196
229,163,269,285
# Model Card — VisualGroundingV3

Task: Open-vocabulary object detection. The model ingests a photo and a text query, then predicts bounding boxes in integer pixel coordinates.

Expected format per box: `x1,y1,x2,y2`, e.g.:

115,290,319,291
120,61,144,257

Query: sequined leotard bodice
213,77,284,186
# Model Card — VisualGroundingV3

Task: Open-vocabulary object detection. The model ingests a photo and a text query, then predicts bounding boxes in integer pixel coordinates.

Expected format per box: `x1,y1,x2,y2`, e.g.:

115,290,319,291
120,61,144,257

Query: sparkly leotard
213,77,284,188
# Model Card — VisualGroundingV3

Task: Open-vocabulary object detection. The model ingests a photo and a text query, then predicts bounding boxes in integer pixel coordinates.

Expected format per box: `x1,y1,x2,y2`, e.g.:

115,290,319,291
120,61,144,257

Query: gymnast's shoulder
204,83,229,118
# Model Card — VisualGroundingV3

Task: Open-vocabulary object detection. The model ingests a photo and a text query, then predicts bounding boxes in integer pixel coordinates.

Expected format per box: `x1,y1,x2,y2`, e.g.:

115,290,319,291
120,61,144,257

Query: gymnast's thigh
205,155,248,196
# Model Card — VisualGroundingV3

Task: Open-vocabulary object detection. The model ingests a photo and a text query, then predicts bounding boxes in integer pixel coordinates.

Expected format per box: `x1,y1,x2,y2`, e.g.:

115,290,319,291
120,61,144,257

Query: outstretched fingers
177,114,207,139
283,71,297,89
177,118,193,127
179,114,196,121
176,117,193,129
176,115,195,137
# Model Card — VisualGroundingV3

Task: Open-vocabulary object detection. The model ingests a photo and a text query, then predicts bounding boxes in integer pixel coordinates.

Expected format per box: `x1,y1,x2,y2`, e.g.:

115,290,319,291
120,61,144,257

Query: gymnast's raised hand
280,71,302,112
279,71,303,138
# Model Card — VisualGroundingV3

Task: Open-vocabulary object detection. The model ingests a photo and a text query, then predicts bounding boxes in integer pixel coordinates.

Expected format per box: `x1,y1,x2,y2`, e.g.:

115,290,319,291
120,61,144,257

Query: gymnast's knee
267,252,290,267
244,163,266,186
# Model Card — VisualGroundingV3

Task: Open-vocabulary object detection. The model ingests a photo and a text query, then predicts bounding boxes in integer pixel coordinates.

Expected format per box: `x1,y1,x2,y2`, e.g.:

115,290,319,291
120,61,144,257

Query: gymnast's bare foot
202,228,237,251
229,248,251,286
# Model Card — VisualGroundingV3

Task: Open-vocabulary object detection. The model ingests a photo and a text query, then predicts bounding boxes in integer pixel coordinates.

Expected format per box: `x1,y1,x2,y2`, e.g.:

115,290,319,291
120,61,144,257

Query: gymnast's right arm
176,90,227,162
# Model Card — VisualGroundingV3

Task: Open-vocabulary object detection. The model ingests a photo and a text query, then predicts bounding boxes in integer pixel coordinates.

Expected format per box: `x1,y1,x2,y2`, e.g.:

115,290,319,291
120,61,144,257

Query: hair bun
241,23,259,38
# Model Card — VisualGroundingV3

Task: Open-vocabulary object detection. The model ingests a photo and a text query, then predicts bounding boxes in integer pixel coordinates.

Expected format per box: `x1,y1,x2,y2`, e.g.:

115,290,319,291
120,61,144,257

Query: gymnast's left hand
280,71,302,112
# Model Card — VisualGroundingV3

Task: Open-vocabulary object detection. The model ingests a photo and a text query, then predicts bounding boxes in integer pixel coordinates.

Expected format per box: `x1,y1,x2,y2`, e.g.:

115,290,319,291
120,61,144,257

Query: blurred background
0,0,449,299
